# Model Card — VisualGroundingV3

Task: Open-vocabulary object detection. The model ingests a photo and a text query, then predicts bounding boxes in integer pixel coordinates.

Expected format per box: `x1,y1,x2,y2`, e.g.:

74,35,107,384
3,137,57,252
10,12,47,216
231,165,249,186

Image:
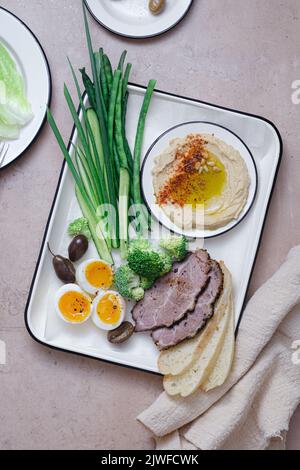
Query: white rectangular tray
25,84,282,374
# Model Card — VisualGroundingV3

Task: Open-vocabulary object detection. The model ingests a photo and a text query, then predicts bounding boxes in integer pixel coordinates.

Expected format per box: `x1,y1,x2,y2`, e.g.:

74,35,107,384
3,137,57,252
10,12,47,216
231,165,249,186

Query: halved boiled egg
55,284,92,324
76,259,114,295
92,291,126,331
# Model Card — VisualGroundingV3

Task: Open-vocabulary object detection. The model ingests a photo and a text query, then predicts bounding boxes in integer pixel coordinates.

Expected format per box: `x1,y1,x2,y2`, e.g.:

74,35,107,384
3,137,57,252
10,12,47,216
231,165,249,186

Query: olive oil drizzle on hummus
156,135,227,208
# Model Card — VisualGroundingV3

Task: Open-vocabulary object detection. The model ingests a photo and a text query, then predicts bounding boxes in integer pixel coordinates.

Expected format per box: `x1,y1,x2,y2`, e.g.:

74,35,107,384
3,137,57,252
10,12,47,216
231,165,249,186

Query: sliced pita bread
158,262,230,376
202,293,235,392
163,263,233,397
158,325,211,376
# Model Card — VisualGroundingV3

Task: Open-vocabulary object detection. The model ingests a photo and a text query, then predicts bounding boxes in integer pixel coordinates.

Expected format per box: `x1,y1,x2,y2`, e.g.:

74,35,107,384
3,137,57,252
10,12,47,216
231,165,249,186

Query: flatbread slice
202,293,235,392
158,262,231,376
163,263,233,397
163,299,231,397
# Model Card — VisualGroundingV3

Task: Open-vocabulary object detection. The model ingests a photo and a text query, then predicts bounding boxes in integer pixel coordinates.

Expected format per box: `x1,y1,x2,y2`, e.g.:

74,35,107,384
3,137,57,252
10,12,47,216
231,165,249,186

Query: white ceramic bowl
141,121,258,239
84,0,193,38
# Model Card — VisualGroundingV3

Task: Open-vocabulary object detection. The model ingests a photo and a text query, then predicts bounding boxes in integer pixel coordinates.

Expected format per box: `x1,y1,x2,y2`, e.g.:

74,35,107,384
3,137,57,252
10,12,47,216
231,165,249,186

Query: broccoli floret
140,276,155,290
68,217,91,239
130,287,145,302
128,248,164,279
159,252,173,276
128,238,150,253
127,239,174,279
159,235,188,261
114,265,145,301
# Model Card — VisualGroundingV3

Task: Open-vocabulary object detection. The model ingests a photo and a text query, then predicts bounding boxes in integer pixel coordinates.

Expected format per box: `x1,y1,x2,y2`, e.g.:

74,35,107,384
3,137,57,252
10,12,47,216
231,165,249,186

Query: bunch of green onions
47,3,156,264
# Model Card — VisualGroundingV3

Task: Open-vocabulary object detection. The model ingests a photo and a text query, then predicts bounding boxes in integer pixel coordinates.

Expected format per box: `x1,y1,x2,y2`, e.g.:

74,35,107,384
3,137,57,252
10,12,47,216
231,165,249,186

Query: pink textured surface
0,0,300,450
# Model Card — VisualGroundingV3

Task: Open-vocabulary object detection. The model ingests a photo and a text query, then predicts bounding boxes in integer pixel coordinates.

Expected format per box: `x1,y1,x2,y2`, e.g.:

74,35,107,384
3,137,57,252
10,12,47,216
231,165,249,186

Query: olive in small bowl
149,0,165,15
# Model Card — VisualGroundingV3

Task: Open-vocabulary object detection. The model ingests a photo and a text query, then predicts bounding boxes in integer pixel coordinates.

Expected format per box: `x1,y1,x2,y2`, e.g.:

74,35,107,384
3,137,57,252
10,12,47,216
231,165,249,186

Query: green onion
47,108,112,261
47,1,157,261
63,83,105,206
74,145,99,209
83,4,118,245
76,185,113,264
86,108,106,178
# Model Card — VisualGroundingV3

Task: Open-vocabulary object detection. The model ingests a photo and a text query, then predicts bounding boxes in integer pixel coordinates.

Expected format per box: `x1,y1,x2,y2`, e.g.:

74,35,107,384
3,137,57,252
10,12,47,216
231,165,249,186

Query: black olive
47,243,76,283
107,322,135,344
68,235,89,262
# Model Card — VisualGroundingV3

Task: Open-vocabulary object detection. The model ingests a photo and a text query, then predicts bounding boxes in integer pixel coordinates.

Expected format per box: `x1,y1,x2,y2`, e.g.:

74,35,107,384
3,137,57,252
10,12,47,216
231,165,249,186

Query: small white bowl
141,121,258,239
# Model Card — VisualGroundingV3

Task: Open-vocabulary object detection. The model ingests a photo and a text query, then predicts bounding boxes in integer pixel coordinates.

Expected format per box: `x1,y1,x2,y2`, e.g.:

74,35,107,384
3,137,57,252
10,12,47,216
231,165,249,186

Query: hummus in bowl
152,133,251,231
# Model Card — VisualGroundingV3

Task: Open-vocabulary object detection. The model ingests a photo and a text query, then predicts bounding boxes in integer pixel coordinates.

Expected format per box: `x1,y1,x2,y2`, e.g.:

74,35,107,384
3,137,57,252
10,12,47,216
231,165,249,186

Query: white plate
141,121,258,239
84,0,193,38
25,84,282,374
0,7,51,170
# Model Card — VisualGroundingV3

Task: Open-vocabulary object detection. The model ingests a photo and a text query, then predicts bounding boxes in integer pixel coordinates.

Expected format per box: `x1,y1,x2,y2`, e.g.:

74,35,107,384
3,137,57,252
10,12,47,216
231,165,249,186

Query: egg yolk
96,293,121,325
59,291,91,322
85,261,113,289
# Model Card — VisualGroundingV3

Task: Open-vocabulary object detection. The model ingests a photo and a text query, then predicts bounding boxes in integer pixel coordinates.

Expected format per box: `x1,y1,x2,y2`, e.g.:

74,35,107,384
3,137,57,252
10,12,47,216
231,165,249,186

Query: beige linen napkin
138,246,300,450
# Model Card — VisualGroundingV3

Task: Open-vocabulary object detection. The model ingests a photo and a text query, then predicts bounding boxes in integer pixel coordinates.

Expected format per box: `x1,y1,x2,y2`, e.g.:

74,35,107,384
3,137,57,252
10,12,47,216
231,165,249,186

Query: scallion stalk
76,185,113,264
119,168,130,259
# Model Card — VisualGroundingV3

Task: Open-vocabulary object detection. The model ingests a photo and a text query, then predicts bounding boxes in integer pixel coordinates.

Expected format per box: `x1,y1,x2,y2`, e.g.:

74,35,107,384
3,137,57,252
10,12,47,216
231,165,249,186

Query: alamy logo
291,80,300,104
291,340,300,365
0,340,6,365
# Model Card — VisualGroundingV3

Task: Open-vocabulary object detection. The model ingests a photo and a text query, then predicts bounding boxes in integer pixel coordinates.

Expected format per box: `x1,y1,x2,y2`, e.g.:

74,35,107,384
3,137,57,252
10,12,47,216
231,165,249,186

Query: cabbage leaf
0,42,33,138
